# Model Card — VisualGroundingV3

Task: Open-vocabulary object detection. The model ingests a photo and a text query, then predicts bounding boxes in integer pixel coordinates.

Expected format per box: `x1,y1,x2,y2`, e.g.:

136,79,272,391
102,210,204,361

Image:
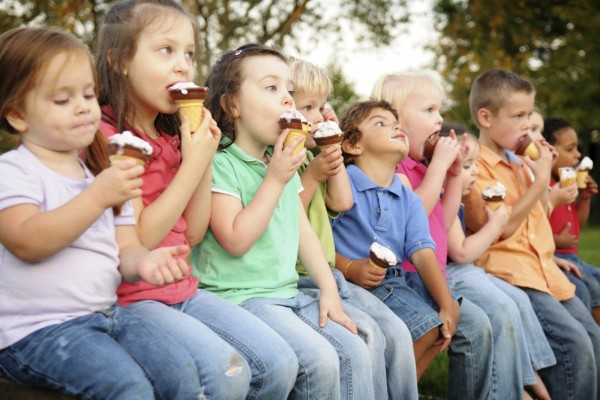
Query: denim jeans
127,289,297,400
371,268,493,400
300,269,418,400
524,288,600,400
242,291,374,400
489,276,556,372
402,271,494,400
556,253,600,308
448,262,525,396
0,305,210,399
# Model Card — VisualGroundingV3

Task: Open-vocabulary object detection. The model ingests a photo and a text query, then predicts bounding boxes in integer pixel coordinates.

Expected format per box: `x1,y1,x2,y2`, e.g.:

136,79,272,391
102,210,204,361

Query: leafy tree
432,0,600,143
433,0,600,222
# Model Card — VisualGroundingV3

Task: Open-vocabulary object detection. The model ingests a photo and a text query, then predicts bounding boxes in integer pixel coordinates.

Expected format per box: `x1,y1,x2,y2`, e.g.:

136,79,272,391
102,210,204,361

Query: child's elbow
327,198,353,213
220,241,250,258
10,244,49,263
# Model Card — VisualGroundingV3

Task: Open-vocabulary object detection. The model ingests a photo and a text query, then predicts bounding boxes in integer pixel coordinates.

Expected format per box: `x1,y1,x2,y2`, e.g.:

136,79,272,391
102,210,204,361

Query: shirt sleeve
404,190,436,260
0,152,43,211
114,201,136,226
211,152,241,199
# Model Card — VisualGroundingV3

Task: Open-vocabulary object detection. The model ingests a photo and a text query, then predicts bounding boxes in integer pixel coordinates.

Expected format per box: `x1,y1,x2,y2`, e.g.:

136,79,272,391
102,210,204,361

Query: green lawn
418,225,600,398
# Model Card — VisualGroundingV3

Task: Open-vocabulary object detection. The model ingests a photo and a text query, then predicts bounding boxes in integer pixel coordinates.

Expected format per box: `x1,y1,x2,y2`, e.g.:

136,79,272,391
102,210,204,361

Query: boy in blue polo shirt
332,100,495,398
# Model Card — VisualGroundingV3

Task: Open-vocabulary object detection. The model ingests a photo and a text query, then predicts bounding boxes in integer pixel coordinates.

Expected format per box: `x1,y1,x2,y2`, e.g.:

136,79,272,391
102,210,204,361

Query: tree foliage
432,0,600,148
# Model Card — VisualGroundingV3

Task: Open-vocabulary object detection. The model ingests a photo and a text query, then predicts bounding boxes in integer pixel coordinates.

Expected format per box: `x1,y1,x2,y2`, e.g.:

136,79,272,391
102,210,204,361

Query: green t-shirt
295,152,337,276
191,142,300,305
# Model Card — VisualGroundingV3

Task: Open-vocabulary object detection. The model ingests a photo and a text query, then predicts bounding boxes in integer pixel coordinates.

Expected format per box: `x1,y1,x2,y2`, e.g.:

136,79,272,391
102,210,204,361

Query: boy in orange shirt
463,69,600,400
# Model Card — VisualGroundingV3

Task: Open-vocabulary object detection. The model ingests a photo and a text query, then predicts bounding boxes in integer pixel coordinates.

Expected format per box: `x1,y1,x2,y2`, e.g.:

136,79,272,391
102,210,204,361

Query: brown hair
469,69,535,128
204,44,287,149
339,100,398,165
0,27,110,176
96,0,198,136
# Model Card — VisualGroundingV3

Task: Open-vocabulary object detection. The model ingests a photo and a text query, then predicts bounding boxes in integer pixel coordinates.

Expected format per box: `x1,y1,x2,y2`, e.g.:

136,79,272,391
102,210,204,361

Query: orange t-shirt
463,146,575,301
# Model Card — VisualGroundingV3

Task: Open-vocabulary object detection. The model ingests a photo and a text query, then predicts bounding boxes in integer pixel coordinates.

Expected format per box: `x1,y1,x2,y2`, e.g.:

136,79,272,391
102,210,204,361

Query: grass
418,225,600,398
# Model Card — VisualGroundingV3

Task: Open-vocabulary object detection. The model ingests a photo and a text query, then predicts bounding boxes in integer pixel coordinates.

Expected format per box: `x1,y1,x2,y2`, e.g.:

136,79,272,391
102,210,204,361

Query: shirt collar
220,137,273,165
347,164,404,197
479,145,522,167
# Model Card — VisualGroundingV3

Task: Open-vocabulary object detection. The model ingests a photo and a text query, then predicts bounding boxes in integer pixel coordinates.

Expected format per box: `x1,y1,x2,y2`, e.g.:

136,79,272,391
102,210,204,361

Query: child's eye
185,51,194,60
53,98,69,105
288,90,295,96
302,105,312,112
463,163,471,170
266,85,277,92
160,46,172,54
375,121,384,127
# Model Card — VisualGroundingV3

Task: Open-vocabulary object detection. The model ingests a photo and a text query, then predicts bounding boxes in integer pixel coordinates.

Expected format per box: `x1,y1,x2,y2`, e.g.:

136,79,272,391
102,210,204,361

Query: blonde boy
463,68,600,400
289,58,418,399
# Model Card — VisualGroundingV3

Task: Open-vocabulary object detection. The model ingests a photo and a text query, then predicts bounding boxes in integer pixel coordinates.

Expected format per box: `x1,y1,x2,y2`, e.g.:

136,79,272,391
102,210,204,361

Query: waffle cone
576,170,589,188
109,154,146,166
560,178,576,188
485,200,503,211
176,99,204,131
283,129,307,155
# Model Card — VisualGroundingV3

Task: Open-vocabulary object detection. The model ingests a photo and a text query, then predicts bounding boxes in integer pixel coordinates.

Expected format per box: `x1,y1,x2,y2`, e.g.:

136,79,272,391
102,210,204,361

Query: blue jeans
490,276,556,372
300,269,418,400
127,289,297,400
556,252,600,308
242,291,374,400
0,305,208,399
448,262,525,397
372,268,493,400
524,288,600,400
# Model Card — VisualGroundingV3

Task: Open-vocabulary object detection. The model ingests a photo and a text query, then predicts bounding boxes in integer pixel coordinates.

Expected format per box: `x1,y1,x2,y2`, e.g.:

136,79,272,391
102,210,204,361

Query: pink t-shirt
396,157,448,274
100,107,198,306
549,178,579,255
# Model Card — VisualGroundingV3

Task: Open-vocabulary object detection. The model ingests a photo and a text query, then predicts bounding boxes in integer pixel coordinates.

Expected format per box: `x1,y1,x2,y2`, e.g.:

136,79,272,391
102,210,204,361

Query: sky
286,1,438,97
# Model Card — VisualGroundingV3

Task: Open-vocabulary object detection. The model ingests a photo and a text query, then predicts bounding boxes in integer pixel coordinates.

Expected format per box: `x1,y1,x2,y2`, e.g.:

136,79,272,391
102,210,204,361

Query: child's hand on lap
435,300,460,352
318,289,358,334
137,245,191,285
345,258,386,289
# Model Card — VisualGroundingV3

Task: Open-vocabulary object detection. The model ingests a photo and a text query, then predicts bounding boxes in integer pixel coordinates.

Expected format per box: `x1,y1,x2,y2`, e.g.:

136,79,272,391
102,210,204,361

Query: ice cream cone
485,200,503,211
283,129,307,155
176,99,204,132
559,167,577,188
576,170,589,189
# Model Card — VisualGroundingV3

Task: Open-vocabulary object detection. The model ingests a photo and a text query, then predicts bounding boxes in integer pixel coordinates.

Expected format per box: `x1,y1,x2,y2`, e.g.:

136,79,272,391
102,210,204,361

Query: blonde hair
469,69,535,128
288,56,332,98
371,72,444,129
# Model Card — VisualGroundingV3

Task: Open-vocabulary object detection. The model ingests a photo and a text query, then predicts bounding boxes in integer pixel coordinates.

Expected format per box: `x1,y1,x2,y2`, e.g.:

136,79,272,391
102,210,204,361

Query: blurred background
1,2,599,397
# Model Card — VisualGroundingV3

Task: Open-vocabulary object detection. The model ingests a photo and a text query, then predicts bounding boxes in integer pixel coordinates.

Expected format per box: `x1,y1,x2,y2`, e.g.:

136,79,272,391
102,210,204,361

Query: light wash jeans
242,291,374,400
127,289,298,400
447,262,525,398
525,288,600,400
299,268,418,400
556,252,600,309
0,304,222,399
489,275,556,372
403,271,494,400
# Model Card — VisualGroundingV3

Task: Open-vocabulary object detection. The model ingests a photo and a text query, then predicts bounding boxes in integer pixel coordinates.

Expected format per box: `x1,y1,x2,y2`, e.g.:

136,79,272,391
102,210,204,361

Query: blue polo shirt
331,164,435,266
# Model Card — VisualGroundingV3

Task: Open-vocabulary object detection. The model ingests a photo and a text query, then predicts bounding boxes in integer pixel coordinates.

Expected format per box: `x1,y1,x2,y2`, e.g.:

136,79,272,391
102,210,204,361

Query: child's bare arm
299,146,350,211
448,204,508,264
298,204,357,333
136,113,219,249
414,136,460,215
184,167,212,247
116,225,189,284
0,161,143,262
324,162,353,212
210,133,305,257
502,144,553,238
578,175,597,228
411,248,458,351
335,253,386,289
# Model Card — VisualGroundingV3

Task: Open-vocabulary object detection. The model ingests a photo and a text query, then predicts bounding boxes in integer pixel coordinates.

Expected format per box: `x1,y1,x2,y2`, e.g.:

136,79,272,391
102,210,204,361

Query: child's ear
477,108,492,129
5,109,28,133
220,94,240,119
342,139,362,157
